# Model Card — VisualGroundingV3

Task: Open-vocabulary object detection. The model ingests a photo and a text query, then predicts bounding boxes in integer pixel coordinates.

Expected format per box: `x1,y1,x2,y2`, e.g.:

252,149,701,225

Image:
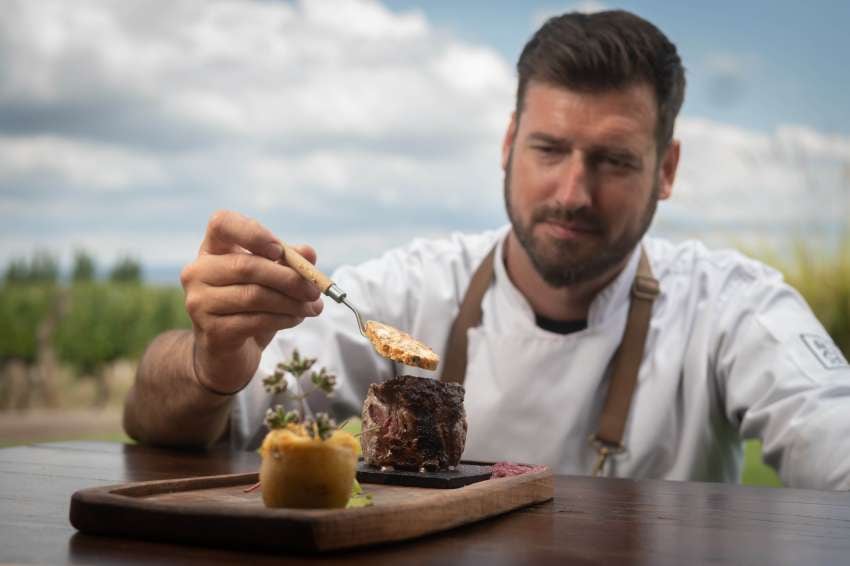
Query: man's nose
553,152,592,208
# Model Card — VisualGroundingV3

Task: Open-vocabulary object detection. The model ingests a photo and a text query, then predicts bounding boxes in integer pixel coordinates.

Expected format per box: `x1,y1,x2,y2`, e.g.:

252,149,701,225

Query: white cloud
532,1,609,29
300,0,428,39
0,135,165,191
0,0,513,277
0,0,847,282
698,52,761,108
571,1,609,14
653,117,850,250
703,52,759,78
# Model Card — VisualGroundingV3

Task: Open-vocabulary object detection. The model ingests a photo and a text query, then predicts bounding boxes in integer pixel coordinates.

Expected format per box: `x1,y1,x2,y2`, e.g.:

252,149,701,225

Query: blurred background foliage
0,250,190,412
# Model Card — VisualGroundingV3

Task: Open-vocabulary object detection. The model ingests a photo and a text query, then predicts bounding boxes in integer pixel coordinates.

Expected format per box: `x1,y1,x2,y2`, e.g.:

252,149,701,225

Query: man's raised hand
180,210,324,394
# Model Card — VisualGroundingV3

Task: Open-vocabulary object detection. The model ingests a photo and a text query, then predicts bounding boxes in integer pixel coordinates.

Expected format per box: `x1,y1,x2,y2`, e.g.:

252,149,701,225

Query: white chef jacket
231,227,850,489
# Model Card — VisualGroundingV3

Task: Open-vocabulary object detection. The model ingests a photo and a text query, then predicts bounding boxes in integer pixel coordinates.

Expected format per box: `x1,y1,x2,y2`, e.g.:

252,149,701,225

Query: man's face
502,80,679,287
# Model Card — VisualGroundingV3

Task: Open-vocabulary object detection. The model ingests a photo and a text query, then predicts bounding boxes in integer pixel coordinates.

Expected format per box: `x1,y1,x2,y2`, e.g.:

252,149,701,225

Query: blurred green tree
0,282,58,409
0,285,54,364
4,251,59,285
3,258,29,284
72,250,97,283
109,256,142,284
29,251,59,284
56,284,126,406
55,282,190,406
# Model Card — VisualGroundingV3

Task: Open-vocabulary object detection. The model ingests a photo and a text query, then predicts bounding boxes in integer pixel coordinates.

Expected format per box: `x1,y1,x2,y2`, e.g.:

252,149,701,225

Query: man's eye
533,145,561,156
599,154,635,170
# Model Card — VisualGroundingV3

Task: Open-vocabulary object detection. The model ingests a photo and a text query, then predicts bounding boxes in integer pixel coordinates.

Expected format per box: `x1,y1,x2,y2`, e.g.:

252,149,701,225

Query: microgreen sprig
263,405,300,430
262,349,339,440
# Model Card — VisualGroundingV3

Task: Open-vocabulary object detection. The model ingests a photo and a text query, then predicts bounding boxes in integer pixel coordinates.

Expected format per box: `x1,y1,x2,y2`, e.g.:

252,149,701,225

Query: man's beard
503,150,660,288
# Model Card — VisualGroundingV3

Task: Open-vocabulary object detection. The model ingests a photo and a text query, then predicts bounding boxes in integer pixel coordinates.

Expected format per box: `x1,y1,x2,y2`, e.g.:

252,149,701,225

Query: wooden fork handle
278,241,333,293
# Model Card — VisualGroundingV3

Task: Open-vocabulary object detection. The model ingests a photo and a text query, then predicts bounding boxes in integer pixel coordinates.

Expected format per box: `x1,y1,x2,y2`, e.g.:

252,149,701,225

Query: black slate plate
356,461,493,489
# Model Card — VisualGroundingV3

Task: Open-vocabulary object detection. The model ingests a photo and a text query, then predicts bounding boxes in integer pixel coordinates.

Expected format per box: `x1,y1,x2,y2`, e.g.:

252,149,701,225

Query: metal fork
277,241,368,337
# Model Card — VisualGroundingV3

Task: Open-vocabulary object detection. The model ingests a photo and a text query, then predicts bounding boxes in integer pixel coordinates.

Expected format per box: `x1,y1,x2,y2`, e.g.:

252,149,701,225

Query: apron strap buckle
589,435,625,477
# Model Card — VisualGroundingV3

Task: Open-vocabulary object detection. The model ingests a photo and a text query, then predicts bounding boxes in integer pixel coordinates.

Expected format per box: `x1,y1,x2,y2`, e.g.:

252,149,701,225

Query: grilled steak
361,375,467,471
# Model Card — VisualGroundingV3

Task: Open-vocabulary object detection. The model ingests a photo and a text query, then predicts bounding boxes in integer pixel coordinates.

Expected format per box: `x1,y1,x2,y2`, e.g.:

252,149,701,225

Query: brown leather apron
439,245,659,476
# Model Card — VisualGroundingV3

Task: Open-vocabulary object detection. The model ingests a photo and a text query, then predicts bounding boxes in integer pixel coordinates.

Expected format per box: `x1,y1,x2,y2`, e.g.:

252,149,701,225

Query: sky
1,0,848,282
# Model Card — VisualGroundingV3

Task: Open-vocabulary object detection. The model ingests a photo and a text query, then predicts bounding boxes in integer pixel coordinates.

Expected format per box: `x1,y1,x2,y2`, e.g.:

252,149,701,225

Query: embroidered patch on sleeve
801,334,849,370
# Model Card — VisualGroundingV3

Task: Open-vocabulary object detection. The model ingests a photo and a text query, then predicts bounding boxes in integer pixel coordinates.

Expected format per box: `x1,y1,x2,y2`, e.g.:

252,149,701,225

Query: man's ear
657,139,680,200
501,112,517,171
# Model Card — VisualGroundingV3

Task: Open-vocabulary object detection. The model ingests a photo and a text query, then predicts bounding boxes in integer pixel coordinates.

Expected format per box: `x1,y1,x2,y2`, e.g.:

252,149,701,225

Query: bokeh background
2,0,848,486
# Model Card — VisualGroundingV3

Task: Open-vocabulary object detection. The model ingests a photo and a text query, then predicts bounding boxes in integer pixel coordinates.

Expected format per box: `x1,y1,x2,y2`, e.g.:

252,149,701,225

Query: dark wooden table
2,441,850,565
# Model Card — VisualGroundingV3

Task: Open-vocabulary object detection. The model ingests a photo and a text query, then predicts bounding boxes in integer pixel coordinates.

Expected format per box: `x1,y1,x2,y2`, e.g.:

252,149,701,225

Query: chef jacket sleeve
713,262,850,490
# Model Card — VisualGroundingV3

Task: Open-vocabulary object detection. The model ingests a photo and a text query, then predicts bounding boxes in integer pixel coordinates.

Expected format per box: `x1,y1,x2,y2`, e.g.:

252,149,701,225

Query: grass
742,440,782,487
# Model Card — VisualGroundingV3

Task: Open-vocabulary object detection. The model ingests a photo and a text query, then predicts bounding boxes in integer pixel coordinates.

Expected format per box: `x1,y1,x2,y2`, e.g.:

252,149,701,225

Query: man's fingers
289,244,317,266
203,313,306,349
188,253,322,302
199,284,324,318
201,210,283,260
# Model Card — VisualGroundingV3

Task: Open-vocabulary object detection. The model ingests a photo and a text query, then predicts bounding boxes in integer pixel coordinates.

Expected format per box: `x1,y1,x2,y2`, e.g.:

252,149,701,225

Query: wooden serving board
70,468,553,552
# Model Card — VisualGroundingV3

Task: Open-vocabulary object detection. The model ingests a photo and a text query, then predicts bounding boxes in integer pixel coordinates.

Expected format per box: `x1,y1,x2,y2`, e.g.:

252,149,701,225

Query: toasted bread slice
364,320,439,371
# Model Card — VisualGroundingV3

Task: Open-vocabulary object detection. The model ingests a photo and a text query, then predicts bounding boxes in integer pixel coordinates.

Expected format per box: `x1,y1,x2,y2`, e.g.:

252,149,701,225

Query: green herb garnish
346,479,373,508
262,349,339,440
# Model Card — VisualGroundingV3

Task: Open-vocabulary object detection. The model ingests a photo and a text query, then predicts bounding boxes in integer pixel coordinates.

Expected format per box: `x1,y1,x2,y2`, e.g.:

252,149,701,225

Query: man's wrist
190,338,252,397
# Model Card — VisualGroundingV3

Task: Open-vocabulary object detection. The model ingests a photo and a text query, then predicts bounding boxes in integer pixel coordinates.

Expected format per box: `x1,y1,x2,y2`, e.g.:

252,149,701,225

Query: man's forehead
518,80,658,145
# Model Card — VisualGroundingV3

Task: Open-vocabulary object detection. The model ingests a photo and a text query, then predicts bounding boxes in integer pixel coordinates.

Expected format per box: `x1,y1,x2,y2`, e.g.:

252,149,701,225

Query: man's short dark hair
516,10,686,151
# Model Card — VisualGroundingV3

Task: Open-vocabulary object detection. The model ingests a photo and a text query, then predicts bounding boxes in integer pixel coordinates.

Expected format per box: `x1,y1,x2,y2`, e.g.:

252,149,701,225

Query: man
124,10,850,489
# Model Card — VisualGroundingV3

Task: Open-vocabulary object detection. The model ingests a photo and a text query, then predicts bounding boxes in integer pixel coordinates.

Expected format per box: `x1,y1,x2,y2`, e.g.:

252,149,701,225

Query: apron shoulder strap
439,247,496,384
590,248,659,476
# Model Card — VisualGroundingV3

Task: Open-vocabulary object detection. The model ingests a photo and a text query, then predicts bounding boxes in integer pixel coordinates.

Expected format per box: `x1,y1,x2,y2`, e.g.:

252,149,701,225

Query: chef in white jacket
124,10,850,490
